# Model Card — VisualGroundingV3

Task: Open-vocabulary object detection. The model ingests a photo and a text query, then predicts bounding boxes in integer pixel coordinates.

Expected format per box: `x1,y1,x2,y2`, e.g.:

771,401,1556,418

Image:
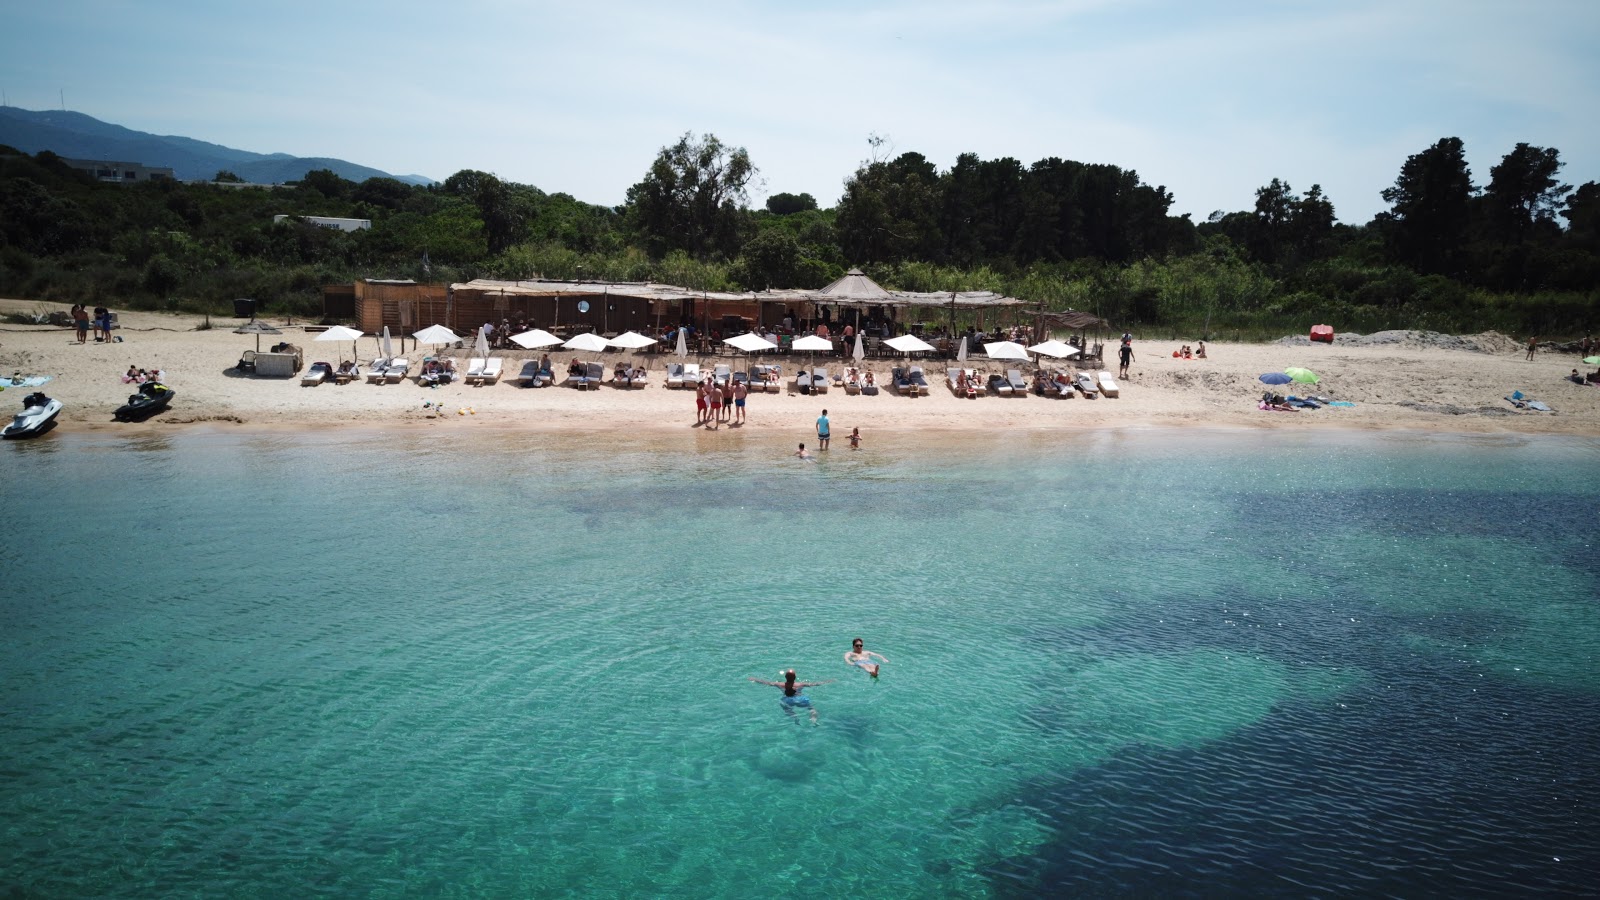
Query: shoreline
5,299,1598,438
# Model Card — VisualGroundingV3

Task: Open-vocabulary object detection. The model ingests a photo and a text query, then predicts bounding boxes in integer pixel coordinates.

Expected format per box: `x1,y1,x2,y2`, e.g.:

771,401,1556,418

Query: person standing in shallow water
816,408,830,450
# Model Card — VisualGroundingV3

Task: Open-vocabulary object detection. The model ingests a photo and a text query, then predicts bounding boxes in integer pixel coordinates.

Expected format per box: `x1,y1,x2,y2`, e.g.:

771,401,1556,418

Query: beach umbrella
853,332,865,363
724,332,778,354
381,326,394,361
233,320,282,352
790,334,833,372
315,325,364,363
1027,339,1080,359
563,331,610,354
413,324,458,360
983,340,1031,362
510,328,562,350
475,325,492,360
1259,372,1293,385
883,334,935,354
1285,367,1320,384
675,327,689,360
607,330,658,350
957,336,968,362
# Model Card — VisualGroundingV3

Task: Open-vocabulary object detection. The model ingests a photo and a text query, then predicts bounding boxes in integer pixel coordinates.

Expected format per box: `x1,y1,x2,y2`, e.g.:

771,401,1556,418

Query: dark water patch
990,678,1600,896
1238,488,1600,543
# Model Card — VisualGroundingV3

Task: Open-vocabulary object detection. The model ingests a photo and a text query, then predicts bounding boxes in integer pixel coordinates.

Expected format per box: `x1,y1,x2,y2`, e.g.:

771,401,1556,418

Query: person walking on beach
1118,342,1134,378
72,304,89,344
816,408,830,450
844,638,887,678
750,669,832,723
732,378,748,424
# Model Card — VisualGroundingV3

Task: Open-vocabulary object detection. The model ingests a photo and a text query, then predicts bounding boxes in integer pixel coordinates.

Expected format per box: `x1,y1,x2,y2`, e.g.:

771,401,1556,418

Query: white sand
3,299,1596,437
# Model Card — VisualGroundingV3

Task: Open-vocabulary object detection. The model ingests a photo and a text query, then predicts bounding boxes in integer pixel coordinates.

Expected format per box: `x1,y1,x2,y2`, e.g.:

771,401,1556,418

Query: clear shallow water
2,427,1598,897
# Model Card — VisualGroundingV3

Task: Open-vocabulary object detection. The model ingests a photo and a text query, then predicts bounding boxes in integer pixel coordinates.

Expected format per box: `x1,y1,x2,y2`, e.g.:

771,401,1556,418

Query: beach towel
2,375,52,389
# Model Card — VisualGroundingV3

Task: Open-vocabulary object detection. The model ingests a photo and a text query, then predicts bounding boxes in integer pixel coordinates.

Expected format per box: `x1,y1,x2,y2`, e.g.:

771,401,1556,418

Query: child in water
849,427,861,449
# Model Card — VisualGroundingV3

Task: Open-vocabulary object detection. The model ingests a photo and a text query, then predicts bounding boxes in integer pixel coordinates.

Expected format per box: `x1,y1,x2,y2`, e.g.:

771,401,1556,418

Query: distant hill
0,107,434,186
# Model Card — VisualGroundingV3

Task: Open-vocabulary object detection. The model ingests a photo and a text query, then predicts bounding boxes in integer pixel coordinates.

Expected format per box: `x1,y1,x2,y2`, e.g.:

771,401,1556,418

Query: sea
2,426,1598,898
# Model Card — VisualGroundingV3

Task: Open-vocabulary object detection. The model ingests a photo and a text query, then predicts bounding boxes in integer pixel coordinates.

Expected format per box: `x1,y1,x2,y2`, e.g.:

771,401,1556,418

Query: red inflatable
1310,324,1334,343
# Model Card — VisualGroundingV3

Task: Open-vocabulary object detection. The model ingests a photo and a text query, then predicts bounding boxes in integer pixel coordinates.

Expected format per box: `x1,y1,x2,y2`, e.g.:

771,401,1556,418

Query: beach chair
1074,371,1098,398
1006,369,1028,394
666,363,687,389
563,365,589,389
812,367,829,393
464,357,488,381
583,362,605,389
333,364,360,385
748,365,770,392
381,359,407,384
843,367,861,395
764,364,783,393
860,370,880,395
517,360,542,387
365,359,390,384
909,366,930,396
1050,371,1074,397
795,368,813,395
1096,371,1120,398
945,368,961,395
987,371,1013,396
714,364,731,387
302,362,331,386
681,363,700,388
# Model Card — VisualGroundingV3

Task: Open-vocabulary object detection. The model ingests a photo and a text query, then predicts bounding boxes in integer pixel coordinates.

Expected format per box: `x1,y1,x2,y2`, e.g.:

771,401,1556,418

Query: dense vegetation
2,132,1594,339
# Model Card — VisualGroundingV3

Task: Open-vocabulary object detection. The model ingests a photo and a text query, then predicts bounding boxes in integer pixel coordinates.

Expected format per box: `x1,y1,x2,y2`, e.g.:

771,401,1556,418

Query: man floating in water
750,669,832,723
844,638,888,678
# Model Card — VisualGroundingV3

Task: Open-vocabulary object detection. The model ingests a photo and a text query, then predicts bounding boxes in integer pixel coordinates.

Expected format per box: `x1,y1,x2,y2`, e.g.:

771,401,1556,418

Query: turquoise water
3,427,1598,897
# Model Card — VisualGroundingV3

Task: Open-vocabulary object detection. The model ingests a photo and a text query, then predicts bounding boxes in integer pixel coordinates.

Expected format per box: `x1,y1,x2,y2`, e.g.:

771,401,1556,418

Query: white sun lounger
464,357,488,380
1074,371,1098,398
681,363,700,387
764,364,782,392
666,363,686,388
384,359,409,384
518,360,542,387
812,367,829,393
1006,369,1029,394
365,359,390,383
909,366,930,396
302,362,331,386
1097,371,1120,397
714,364,731,387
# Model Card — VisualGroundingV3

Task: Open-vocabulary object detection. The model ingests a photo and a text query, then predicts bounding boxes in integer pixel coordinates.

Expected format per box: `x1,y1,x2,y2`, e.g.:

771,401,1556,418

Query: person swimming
844,638,888,678
750,669,832,722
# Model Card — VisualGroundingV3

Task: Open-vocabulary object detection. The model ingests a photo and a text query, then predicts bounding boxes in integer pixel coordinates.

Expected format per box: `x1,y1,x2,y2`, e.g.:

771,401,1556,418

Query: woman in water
750,669,832,722
844,638,888,678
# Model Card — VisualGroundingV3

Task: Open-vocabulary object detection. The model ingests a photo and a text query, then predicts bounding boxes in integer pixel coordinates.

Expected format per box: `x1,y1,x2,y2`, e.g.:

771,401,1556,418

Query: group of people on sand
749,638,889,722
1172,341,1206,359
612,361,648,383
121,365,165,384
695,376,748,427
71,304,115,344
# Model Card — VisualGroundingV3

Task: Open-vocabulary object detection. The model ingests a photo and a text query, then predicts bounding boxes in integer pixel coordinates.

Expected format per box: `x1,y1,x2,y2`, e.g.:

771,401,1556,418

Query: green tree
765,192,817,215
735,227,800,290
1380,137,1474,275
1483,143,1571,242
835,151,941,264
298,168,353,199
213,170,242,183
623,132,756,259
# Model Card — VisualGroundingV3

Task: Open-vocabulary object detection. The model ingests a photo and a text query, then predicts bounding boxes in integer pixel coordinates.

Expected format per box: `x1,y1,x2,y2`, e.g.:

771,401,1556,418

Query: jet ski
114,381,175,421
2,392,62,438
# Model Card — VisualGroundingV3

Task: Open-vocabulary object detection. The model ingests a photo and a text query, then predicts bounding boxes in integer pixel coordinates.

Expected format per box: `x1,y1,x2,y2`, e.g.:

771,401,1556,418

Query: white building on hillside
272,214,371,233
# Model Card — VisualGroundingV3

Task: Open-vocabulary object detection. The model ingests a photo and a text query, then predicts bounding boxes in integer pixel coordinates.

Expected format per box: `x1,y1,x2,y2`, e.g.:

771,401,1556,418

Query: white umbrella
607,330,658,350
1027,339,1080,359
884,334,935,354
675,327,689,359
957,336,968,363
724,332,778,353
413,324,457,345
983,340,1031,362
315,325,364,363
791,335,833,352
853,332,865,362
510,328,562,350
475,325,491,359
563,332,610,353
381,326,394,361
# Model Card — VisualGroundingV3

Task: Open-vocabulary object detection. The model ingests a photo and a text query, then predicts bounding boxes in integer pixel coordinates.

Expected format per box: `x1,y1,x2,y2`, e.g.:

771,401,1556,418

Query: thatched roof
1040,310,1113,330
450,277,1031,310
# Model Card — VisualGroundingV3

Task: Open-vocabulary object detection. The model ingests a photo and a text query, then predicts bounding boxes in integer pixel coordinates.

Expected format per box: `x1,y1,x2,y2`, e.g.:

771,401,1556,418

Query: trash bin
234,298,257,318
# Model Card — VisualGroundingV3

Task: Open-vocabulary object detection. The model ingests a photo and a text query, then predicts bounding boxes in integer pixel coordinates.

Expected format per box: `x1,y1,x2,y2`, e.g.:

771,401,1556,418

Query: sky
3,0,1597,225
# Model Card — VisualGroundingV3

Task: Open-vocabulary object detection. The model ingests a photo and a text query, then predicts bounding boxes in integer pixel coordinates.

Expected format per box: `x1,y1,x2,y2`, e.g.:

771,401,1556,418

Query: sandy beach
3,298,1597,437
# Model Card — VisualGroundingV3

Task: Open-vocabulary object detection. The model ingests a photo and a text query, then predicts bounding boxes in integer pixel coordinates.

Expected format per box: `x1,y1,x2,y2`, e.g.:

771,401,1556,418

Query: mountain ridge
0,107,433,186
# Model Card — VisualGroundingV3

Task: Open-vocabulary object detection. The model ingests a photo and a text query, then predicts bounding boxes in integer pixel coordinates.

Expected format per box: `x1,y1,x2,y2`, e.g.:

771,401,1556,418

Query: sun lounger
333,365,360,385
910,367,930,396
860,371,880,395
812,367,829,393
681,363,700,388
796,369,814,394
564,366,590,388
583,362,605,389
467,358,503,386
1096,371,1119,397
843,367,861,394
1074,371,1098,398
748,365,770,392
714,364,731,387
1006,369,1029,394
764,365,782,392
518,360,542,387
465,357,488,380
666,363,687,389
383,359,408,383
302,362,331,386
987,372,1013,396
